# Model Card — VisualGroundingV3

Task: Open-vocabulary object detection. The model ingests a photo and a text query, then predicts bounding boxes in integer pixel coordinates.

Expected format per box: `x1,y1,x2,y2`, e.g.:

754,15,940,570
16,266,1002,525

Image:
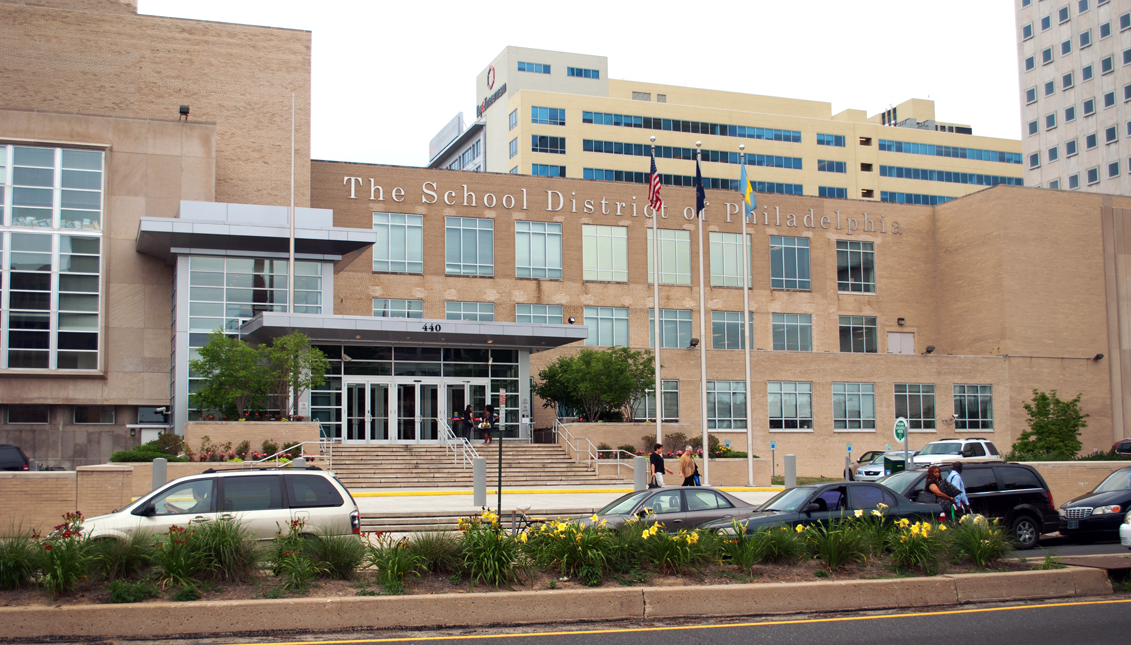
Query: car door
848,483,889,514
218,474,288,540
958,467,998,517
682,489,738,527
641,489,686,530
798,485,848,527
140,477,219,535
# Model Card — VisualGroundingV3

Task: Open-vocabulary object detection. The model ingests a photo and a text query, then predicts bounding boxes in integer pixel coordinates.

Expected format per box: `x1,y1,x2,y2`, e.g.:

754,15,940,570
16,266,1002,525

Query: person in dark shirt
649,443,673,487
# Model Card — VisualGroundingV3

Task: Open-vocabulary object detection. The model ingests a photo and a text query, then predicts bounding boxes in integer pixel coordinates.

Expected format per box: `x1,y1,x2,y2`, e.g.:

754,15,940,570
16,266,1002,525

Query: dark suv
877,462,1058,549
0,444,30,471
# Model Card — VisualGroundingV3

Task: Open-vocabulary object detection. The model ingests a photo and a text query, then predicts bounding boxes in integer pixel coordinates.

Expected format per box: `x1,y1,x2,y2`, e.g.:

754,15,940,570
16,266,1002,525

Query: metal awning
136,218,377,264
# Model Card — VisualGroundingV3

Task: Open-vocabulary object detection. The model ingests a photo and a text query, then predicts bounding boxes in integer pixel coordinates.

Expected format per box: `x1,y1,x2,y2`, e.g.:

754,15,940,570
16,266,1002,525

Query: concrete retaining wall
183,421,320,455
1027,461,1131,507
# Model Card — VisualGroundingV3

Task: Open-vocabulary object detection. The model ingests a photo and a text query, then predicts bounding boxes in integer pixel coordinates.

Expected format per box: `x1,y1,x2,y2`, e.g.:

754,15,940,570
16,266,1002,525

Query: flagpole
740,144,754,487
695,142,709,487
650,137,663,448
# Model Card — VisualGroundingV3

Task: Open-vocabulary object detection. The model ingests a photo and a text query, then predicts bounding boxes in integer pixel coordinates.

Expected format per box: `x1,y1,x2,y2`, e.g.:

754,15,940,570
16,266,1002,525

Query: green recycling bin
883,457,906,476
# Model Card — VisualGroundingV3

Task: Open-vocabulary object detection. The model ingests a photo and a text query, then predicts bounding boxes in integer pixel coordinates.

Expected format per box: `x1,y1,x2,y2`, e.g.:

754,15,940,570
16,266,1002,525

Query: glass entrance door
344,381,391,444
397,381,440,442
345,378,483,444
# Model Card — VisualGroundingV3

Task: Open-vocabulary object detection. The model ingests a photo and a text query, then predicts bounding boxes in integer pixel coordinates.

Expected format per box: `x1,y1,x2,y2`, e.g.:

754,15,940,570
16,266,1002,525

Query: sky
138,0,1022,168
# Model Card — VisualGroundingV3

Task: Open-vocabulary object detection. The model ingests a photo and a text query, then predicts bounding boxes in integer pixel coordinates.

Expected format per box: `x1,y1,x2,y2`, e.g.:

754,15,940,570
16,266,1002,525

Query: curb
0,567,1111,641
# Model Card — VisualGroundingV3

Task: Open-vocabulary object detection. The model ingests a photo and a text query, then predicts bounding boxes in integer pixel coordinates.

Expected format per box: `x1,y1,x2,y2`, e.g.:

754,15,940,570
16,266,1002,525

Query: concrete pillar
634,455,648,491
473,456,487,507
784,454,796,489
292,457,306,469
27,459,38,472
152,458,167,491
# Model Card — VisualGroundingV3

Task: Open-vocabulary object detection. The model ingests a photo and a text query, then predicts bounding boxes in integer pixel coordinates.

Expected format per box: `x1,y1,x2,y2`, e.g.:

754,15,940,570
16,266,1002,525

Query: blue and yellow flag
739,162,756,217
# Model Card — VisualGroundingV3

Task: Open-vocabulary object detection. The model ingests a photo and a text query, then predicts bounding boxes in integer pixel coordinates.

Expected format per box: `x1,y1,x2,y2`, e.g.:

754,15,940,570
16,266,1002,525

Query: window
1060,5,1070,22
817,159,847,173
509,110,517,131
1108,125,1119,142
1087,132,1098,148
509,167,518,174
1025,56,1036,71
1044,80,1056,96
444,217,493,276
895,384,936,430
1062,39,1072,55
1049,145,1060,162
1028,120,1039,136
1123,12,1131,30
1088,167,1100,183
1103,56,1115,74
833,383,875,431
706,381,747,429
567,66,599,79
509,138,517,158
1081,29,1092,47
517,61,550,74
631,91,651,101
1041,15,1052,30
1069,173,1080,188
1126,85,1131,101
888,331,915,354
649,309,693,348
1049,179,1061,189
1084,98,1096,115
954,384,993,430
839,316,878,353
74,405,114,424
1106,92,1117,108
836,240,875,293
819,187,848,198
582,225,627,282
1110,161,1121,178
1063,72,1074,90
633,380,678,421
1067,138,1078,155
531,164,565,177
1042,47,1053,64
1023,23,1034,39
6,405,49,424
515,221,562,279
1046,113,1057,130
772,313,813,351
711,311,747,350
657,94,666,103
768,382,813,430
817,133,846,147
531,106,566,126
445,301,494,321
373,299,423,318
1102,21,1112,38
372,213,423,274
709,232,751,287
998,465,1042,491
516,304,563,324
222,475,284,512
285,474,344,509
1083,64,1094,80
1066,106,1076,122
646,229,692,285
153,479,215,516
531,135,565,154
1080,0,1089,11
770,236,811,290
1030,152,1041,169
583,306,628,346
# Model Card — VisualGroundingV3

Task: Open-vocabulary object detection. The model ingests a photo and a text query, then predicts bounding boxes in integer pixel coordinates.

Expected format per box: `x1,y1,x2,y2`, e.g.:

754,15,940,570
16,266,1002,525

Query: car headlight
1058,507,1066,517
1094,505,1123,515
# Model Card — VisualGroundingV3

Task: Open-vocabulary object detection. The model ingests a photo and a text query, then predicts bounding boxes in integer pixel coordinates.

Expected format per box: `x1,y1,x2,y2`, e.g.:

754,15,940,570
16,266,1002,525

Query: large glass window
583,306,628,347
646,229,692,285
709,232,751,287
894,384,935,430
531,107,566,125
706,381,747,429
954,384,993,430
649,309,693,348
836,240,875,293
445,217,493,276
712,311,746,349
839,316,878,353
770,236,811,290
532,135,566,154
633,380,679,421
768,382,813,430
372,213,423,273
515,221,562,279
445,301,494,321
372,299,423,318
74,405,115,424
582,225,627,282
516,304,563,324
832,383,875,430
772,313,813,351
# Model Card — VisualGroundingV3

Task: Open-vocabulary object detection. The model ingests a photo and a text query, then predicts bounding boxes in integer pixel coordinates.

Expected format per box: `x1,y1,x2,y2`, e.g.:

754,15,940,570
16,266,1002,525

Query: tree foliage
532,347,654,422
260,332,330,417
1011,389,1089,458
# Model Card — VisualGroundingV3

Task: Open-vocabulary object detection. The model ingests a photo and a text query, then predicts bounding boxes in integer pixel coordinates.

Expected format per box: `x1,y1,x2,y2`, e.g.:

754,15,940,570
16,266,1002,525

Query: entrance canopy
240,312,588,350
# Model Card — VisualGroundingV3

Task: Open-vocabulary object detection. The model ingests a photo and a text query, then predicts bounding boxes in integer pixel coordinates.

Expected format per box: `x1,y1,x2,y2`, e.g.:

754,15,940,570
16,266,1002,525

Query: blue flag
739,161,756,216
694,156,705,216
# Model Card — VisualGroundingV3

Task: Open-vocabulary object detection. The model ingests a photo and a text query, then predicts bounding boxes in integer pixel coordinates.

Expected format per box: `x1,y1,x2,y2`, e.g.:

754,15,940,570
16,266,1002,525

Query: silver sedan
854,451,916,481
585,486,756,530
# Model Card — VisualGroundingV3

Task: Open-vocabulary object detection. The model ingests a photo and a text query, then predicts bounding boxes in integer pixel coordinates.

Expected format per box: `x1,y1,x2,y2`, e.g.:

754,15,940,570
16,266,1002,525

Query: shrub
366,535,427,594
800,518,868,570
752,526,806,565
191,518,259,582
90,531,155,580
853,505,896,556
1011,389,1088,459
154,525,209,589
234,440,252,460
604,519,646,573
0,528,42,589
37,512,91,596
720,520,761,574
108,579,158,603
309,531,366,579
616,444,639,456
459,509,518,589
276,549,326,592
640,525,710,575
887,519,947,575
949,514,1013,568
523,519,609,586
408,531,462,574
141,433,189,456
109,450,188,463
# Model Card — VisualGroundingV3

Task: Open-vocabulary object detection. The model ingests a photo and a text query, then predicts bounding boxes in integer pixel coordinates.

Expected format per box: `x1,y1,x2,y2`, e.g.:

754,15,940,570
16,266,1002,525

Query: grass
309,531,366,580
91,532,156,580
108,579,158,603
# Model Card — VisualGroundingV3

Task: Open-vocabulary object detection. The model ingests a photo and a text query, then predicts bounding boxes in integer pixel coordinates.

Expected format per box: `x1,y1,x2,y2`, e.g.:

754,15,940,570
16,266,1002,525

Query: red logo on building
487,65,496,90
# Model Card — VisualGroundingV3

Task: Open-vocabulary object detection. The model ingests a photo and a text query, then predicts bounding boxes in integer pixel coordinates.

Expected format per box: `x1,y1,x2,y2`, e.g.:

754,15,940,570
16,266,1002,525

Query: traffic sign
847,442,852,453
770,441,776,451
886,444,892,451
893,417,908,442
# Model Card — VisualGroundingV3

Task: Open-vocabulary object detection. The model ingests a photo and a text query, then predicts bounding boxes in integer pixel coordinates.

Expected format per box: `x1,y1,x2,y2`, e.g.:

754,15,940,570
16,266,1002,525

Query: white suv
83,468,360,541
910,438,1001,467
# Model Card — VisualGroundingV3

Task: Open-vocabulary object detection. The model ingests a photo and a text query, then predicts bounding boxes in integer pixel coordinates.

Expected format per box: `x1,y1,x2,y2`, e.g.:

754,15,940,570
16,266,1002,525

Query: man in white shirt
946,462,970,511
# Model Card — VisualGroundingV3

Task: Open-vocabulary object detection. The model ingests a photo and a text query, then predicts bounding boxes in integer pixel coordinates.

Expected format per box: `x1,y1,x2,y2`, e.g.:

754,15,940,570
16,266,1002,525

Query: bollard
292,457,306,469
784,454,796,489
633,455,648,491
473,456,487,507
152,458,167,491
844,456,851,481
27,459,38,472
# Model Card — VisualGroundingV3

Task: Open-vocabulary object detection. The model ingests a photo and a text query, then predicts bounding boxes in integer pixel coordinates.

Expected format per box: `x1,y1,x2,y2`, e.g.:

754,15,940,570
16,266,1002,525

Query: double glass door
343,378,487,444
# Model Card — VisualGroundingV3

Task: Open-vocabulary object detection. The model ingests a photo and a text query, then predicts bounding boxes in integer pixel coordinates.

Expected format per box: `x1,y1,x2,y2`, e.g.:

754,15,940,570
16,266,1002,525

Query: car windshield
761,487,816,512
875,470,922,495
1095,469,1131,493
597,491,651,515
918,443,962,455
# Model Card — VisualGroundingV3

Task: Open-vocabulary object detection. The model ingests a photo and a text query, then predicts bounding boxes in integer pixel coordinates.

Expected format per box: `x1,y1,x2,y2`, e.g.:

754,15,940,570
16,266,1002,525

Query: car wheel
1011,515,1040,550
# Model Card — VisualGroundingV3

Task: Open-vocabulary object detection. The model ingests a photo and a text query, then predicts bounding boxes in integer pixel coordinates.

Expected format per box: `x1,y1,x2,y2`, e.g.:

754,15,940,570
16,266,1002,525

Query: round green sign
893,417,908,442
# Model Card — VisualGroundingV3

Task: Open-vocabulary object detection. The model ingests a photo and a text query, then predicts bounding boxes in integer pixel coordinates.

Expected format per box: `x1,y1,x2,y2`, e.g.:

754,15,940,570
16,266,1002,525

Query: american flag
648,152,663,212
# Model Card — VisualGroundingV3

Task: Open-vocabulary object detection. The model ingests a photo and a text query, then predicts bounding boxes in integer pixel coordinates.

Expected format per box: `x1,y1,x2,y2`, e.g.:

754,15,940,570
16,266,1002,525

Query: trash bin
883,457,906,477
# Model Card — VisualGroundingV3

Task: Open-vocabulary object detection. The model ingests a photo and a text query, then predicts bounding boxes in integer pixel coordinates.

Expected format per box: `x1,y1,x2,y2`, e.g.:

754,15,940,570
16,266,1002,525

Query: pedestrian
461,404,473,440
650,443,673,488
679,445,697,486
480,404,498,445
946,462,971,513
925,464,958,517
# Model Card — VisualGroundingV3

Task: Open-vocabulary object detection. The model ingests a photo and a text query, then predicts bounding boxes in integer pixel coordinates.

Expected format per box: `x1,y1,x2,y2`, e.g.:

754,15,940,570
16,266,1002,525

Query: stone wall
182,422,321,456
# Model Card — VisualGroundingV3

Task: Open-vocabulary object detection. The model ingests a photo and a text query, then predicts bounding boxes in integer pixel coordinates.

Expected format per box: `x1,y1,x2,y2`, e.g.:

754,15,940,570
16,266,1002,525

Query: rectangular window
1042,47,1053,64
772,313,813,351
1087,132,1098,148
770,236,811,290
1028,120,1039,135
816,133,846,147
649,309,693,348
1110,161,1121,177
1062,39,1072,55
373,299,423,318
1066,105,1076,121
531,135,565,154
531,164,565,177
817,159,847,173
1106,91,1117,107
1023,23,1034,39
1049,145,1060,162
1041,15,1052,30
832,383,876,431
1081,29,1092,47
444,217,494,276
631,91,651,101
646,229,692,285
1050,179,1061,189
1059,5,1070,22
1029,152,1041,169
567,67,600,79
1025,56,1036,71
517,61,550,74
372,212,423,274
1079,0,1088,12
6,405,49,424
583,306,628,346
74,405,114,424
509,167,518,174
1107,125,1119,142
516,303,563,324
1069,173,1080,188
839,316,878,353
706,381,747,429
1063,72,1074,89
1103,56,1114,74
768,382,813,430
515,221,562,279
1102,21,1112,38
895,384,936,430
1088,166,1100,184
711,311,746,350
509,138,517,158
1126,85,1131,101
633,380,678,422
1083,64,1094,80
1122,12,1131,30
657,94,666,103
708,232,751,287
445,301,494,322
509,110,517,131
954,384,993,430
582,225,627,282
1044,80,1056,96
1084,98,1096,115
531,106,566,125
836,240,875,293
1046,113,1057,129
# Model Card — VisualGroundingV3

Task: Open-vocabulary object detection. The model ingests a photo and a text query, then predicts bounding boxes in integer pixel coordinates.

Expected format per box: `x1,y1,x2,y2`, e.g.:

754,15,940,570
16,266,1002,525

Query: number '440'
421,324,442,332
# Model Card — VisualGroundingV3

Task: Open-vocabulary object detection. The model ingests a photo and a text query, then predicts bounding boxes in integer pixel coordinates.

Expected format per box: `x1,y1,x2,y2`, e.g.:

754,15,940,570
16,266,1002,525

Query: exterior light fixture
567,317,576,324
689,338,700,348
925,345,936,354
897,318,905,326
179,105,189,121
1094,353,1105,361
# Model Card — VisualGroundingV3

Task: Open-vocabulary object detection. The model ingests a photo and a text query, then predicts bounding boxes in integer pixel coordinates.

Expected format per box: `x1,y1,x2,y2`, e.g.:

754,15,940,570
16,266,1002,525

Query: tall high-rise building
1015,0,1131,192
429,46,1024,206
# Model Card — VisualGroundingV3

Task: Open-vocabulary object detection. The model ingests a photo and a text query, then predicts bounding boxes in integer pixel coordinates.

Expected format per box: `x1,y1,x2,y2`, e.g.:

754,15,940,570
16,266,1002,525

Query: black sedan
1059,467,1131,542
701,481,942,534
588,486,757,530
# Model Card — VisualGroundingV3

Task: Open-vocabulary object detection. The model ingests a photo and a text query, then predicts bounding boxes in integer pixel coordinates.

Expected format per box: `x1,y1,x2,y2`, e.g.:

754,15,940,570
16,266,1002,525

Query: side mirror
132,502,156,517
803,503,821,513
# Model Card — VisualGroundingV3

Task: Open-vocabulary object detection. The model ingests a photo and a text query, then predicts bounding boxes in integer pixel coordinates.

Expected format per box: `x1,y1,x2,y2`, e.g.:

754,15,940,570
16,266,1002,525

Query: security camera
952,413,959,419
155,406,169,414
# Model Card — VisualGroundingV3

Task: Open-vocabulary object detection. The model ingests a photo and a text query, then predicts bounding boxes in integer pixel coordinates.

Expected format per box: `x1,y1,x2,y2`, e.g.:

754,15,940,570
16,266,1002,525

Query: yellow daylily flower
871,510,882,517
854,509,863,518
876,502,888,510
591,514,599,522
939,524,947,531
795,524,806,533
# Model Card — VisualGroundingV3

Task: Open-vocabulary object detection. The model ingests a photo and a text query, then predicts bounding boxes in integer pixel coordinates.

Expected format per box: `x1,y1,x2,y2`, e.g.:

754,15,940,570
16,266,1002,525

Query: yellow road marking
221,597,1131,644
352,487,779,497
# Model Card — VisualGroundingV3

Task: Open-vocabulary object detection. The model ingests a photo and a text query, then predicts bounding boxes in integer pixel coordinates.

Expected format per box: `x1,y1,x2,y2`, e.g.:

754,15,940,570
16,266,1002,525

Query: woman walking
679,445,697,486
461,404,474,440
481,404,498,445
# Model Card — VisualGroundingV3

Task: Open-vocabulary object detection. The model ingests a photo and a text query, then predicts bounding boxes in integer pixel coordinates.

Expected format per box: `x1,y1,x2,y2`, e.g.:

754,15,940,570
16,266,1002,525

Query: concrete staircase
329,440,631,489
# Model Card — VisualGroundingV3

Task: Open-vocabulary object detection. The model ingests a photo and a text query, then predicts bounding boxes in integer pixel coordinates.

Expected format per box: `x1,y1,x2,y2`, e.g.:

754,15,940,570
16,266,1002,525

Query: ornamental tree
188,330,267,418
533,347,654,422
260,331,330,417
1011,389,1089,458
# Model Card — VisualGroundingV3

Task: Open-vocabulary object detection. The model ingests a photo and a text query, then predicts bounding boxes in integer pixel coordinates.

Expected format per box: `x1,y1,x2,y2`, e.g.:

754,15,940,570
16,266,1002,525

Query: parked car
0,444,30,471
587,487,756,529
910,438,1002,467
701,481,942,534
1113,439,1131,456
877,462,1057,548
856,450,886,465
1121,511,1131,549
1058,467,1131,543
854,451,917,482
83,467,361,541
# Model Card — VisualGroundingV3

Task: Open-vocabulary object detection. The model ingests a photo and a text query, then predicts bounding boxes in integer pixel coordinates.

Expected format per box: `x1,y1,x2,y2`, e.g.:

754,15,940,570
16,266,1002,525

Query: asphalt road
1019,534,1130,557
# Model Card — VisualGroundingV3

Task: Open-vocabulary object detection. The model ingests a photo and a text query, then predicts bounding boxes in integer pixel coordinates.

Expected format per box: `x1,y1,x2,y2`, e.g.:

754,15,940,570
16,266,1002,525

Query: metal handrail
595,449,639,477
243,439,332,469
440,418,479,466
552,419,599,475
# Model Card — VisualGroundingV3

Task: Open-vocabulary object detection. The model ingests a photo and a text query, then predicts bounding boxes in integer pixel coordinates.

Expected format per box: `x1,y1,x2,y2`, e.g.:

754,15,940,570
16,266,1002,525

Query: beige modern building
1015,0,1131,193
431,46,1024,207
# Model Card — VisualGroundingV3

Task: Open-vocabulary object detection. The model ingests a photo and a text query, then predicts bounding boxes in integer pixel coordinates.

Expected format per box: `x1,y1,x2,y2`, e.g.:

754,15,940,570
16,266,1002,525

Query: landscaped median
0,567,1113,641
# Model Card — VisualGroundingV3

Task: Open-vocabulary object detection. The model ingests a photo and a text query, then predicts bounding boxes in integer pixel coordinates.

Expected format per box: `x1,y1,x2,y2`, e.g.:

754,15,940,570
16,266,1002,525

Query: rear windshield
919,443,962,455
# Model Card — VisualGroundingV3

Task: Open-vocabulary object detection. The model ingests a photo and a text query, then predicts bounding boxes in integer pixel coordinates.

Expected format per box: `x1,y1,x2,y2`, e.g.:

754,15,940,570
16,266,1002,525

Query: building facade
430,46,1025,207
1015,0,1131,193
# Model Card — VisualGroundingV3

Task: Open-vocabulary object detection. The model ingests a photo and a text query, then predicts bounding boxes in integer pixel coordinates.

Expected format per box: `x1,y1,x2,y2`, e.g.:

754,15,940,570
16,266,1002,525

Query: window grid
531,164,566,177
839,316,878,353
531,107,566,126
444,217,494,276
516,304,563,325
649,309,693,348
772,313,813,351
706,381,747,430
770,236,811,290
817,134,846,147
583,306,628,347
445,301,494,322
517,61,550,74
709,232,751,288
567,67,600,79
836,240,875,293
532,135,566,154
372,299,423,319
832,383,876,430
711,311,746,350
514,221,562,279
895,384,936,430
372,212,423,273
817,159,847,173
646,229,692,285
582,225,627,282
768,381,813,430
954,384,993,430
633,380,678,421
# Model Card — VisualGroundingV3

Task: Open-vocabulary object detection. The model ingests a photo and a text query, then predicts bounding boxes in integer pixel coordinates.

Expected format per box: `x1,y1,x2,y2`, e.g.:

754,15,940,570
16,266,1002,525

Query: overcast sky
138,0,1022,168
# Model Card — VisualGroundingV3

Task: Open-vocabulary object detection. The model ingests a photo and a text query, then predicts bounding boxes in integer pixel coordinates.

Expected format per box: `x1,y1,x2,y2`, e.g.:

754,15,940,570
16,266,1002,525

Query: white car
1122,511,1131,549
911,438,1001,467
854,451,917,481
83,468,360,541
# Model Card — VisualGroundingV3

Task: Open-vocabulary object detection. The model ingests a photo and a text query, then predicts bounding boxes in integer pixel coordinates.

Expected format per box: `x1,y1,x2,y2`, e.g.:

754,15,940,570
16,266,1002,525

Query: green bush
276,549,326,592
140,433,188,457
108,579,158,603
604,520,646,573
109,450,188,463
0,528,42,589
459,510,518,589
309,531,366,579
408,531,462,574
154,525,210,589
523,519,610,586
800,518,868,570
366,535,427,594
948,514,1013,568
38,512,91,597
191,518,259,582
887,519,947,575
640,525,710,575
91,531,155,580
720,520,761,574
751,526,806,565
